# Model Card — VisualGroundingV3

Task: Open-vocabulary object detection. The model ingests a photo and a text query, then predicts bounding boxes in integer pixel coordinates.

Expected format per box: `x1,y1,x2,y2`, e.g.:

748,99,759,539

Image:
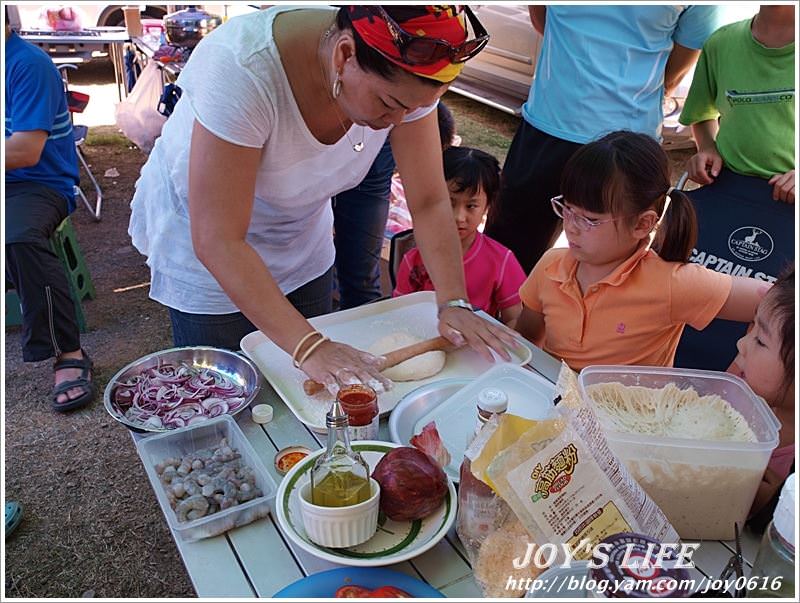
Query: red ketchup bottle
337,384,379,441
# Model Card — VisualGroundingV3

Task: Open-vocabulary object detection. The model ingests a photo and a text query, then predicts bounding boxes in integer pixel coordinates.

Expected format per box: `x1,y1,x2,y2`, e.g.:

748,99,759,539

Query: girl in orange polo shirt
516,130,766,370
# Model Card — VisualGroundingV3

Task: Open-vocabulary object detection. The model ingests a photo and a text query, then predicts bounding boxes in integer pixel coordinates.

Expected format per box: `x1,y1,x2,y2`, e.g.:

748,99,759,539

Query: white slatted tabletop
133,338,762,598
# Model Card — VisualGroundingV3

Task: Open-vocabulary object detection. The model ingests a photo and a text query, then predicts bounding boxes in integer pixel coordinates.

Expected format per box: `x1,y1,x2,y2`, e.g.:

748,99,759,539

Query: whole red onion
372,447,448,521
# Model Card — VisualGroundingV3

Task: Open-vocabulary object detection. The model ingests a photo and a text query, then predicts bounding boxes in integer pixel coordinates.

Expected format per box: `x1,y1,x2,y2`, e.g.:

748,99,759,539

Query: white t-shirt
128,6,434,314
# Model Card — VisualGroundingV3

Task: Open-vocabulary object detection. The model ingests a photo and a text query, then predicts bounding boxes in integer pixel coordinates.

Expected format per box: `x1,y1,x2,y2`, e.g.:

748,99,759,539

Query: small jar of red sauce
337,384,379,441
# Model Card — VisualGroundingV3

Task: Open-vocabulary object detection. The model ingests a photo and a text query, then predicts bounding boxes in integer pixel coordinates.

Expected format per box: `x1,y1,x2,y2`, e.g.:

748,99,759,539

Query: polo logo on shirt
725,88,794,106
616,322,626,334
728,226,774,262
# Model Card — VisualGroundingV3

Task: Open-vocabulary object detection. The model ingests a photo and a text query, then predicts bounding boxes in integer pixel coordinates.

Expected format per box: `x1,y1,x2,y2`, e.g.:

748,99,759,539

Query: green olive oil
310,399,371,508
311,470,371,507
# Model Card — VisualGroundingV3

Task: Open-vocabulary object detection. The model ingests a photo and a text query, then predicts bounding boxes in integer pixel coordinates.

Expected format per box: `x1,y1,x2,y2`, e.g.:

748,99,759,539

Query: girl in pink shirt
393,147,526,326
729,266,795,517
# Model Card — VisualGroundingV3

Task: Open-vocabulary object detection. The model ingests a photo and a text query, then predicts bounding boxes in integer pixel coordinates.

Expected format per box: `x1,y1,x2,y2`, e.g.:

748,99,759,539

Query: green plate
274,441,457,566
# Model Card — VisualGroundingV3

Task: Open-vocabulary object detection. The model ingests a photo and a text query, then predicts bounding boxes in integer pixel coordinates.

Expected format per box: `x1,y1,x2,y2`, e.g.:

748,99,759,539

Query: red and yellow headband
348,6,468,83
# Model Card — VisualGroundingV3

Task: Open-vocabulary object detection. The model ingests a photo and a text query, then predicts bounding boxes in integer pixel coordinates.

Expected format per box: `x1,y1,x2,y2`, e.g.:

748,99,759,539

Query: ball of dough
368,332,446,382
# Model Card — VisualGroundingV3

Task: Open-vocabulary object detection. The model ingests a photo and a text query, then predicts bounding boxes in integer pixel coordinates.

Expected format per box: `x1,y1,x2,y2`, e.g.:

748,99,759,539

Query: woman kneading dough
129,6,517,395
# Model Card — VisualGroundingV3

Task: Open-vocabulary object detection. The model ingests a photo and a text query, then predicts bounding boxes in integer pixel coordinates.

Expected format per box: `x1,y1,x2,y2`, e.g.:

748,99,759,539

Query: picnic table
133,336,762,597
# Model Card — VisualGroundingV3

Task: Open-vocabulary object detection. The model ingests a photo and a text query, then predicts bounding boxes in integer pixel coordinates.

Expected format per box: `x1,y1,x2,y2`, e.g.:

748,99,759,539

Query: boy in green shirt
680,5,794,203
673,5,794,372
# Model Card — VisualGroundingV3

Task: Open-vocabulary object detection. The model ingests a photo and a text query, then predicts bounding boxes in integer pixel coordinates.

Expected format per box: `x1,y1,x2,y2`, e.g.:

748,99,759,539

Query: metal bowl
104,346,261,433
388,379,470,483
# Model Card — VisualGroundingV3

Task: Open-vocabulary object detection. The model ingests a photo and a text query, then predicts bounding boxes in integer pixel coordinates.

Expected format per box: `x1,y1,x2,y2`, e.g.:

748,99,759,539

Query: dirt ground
3,123,195,598
3,62,695,598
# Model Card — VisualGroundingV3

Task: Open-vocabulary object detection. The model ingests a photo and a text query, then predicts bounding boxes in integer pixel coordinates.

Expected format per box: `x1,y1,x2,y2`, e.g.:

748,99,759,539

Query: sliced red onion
207,401,229,418
112,362,248,430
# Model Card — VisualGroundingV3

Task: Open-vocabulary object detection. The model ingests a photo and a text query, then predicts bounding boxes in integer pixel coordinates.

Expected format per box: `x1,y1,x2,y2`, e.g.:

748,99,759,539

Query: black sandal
52,348,96,412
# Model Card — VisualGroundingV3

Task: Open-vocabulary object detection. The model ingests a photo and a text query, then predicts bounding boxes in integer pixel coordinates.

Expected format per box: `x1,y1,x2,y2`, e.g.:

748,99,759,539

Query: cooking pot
163,5,222,49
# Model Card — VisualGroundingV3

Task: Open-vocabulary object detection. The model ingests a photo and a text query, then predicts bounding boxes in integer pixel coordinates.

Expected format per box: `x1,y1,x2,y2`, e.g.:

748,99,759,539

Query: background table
131,34,185,81
19,28,130,101
134,339,761,597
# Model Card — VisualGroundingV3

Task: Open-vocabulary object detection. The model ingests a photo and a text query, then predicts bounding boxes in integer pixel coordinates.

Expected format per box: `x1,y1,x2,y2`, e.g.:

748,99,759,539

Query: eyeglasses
371,5,490,66
550,195,623,232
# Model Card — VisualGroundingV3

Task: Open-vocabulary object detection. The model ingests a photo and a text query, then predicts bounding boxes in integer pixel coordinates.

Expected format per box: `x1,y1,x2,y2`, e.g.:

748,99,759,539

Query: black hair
443,146,500,207
560,130,698,263
763,264,795,394
437,101,456,150
336,7,445,87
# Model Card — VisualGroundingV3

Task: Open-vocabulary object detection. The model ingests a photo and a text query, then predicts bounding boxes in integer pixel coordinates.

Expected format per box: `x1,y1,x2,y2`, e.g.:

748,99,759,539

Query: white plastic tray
389,363,556,482
241,292,530,432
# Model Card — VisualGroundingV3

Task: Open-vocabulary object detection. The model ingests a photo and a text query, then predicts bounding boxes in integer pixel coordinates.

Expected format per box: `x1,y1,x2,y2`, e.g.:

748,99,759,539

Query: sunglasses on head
371,5,490,66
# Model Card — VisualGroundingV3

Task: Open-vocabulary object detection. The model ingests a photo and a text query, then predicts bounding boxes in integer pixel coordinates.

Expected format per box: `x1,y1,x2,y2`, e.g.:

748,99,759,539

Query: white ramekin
299,478,380,548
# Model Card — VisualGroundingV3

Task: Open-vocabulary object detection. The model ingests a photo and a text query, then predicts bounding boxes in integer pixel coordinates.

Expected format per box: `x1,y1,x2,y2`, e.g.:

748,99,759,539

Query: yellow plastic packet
468,413,539,492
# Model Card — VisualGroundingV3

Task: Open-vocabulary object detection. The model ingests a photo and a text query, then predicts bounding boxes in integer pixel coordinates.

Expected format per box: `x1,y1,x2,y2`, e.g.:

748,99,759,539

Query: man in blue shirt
485,5,723,273
5,16,95,411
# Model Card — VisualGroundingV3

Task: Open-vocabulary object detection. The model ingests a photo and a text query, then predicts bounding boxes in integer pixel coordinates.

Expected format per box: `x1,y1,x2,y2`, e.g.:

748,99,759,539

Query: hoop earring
332,74,342,99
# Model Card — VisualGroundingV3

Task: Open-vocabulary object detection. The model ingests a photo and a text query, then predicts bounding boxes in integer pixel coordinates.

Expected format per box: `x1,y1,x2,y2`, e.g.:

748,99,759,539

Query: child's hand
768,170,795,204
686,147,723,185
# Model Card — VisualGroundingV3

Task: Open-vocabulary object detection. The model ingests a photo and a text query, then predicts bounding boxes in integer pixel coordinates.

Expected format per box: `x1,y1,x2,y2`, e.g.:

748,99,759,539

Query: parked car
10,4,169,30
8,3,262,30
451,4,760,149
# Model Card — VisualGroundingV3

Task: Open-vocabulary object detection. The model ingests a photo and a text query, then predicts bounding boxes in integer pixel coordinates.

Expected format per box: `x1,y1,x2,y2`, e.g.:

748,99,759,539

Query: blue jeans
169,267,334,350
332,138,395,309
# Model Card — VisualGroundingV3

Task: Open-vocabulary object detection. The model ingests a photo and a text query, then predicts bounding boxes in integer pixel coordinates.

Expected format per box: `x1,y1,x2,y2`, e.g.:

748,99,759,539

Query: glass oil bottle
310,399,371,507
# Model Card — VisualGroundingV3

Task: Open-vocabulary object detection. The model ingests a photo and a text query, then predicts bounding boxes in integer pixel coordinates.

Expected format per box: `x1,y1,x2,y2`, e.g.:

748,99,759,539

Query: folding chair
387,228,417,289
58,64,103,221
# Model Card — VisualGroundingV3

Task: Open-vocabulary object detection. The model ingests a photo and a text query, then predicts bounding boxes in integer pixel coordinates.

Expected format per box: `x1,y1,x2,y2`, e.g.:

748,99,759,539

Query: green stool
5,290,24,326
5,216,94,333
52,217,96,304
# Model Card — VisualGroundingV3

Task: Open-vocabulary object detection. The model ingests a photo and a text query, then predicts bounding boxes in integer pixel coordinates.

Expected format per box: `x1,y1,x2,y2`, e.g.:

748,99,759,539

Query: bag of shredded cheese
482,363,678,565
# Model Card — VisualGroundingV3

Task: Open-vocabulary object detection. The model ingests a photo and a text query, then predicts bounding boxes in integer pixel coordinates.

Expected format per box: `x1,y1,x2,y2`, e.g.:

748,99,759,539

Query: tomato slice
369,586,412,598
335,585,372,598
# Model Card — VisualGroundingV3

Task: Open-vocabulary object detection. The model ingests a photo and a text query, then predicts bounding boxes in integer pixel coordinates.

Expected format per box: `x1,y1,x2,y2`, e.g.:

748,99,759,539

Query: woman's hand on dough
437,307,519,363
300,340,393,397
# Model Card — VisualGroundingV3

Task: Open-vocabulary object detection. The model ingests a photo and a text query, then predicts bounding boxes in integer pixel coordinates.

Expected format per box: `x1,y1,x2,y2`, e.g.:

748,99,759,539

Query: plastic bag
485,364,679,563
458,414,543,597
39,5,84,31
115,62,167,153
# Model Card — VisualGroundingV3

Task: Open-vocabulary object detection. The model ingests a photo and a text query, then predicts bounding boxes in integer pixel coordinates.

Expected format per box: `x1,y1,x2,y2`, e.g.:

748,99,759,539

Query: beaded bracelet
295,335,330,368
292,330,324,368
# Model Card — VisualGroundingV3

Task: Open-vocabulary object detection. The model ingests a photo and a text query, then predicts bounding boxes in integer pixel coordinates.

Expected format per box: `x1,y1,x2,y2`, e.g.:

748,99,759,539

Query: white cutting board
240,292,529,432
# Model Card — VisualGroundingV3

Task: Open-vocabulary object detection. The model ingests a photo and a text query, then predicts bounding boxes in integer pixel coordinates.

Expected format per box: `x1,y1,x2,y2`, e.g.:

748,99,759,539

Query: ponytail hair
651,189,697,262
561,131,698,263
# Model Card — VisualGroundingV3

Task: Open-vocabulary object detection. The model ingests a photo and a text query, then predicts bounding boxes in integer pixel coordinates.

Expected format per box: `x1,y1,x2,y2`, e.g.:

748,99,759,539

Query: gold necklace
318,25,365,153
